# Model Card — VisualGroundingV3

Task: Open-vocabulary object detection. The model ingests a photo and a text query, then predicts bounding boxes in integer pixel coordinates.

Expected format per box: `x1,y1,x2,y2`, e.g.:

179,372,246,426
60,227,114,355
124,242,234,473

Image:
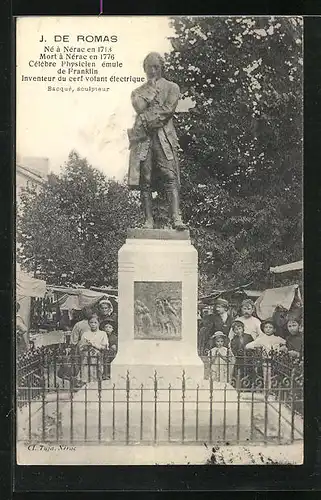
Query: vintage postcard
16,15,303,466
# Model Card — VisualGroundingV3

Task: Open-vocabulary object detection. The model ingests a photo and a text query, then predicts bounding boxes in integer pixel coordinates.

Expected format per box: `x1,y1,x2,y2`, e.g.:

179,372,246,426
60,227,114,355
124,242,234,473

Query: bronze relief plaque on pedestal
134,281,182,339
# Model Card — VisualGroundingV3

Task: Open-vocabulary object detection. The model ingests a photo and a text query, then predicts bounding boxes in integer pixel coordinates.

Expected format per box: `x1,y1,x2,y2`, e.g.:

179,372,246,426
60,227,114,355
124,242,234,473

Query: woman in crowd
16,302,28,358
98,298,117,331
70,306,93,345
282,316,303,359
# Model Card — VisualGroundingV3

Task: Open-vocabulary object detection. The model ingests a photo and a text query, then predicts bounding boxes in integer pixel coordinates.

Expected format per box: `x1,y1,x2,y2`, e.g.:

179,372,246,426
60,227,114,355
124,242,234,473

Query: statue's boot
167,186,187,231
141,190,154,229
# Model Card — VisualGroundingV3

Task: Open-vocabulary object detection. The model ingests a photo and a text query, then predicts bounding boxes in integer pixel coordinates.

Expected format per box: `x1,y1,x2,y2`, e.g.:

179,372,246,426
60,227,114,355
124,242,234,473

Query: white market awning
255,284,301,320
269,260,303,274
16,269,46,299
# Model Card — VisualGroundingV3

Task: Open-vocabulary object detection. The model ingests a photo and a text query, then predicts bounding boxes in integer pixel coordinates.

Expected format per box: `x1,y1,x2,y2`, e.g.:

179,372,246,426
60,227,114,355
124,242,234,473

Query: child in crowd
208,331,235,384
245,318,286,389
229,299,261,342
245,318,286,354
103,323,118,380
105,323,117,352
230,320,253,383
78,313,109,383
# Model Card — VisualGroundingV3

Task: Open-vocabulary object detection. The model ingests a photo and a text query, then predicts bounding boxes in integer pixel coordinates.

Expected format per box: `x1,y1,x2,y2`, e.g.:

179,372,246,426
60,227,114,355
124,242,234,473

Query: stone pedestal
111,228,204,387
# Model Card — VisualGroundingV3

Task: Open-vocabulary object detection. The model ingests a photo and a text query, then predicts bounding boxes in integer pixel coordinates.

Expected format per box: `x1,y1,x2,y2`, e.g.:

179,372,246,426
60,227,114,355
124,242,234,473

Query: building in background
16,156,50,281
16,156,49,204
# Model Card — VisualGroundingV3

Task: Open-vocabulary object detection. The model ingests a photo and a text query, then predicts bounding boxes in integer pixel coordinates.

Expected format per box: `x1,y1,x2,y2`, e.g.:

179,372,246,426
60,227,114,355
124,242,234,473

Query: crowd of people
17,297,119,389
17,294,303,390
62,298,118,386
198,298,303,385
68,295,303,387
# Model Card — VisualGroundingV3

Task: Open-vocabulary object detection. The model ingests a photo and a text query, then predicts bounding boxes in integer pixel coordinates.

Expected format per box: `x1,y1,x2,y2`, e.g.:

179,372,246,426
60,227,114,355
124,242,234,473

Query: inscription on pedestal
134,281,182,340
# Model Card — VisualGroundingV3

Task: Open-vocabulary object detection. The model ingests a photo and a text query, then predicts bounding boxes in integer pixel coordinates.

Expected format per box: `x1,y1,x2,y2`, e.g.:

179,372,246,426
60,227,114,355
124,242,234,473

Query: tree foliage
17,151,141,287
164,16,303,292
17,17,303,294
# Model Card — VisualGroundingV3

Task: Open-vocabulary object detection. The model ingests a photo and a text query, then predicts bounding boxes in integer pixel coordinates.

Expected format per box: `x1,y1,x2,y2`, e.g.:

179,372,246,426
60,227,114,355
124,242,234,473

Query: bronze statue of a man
127,52,186,230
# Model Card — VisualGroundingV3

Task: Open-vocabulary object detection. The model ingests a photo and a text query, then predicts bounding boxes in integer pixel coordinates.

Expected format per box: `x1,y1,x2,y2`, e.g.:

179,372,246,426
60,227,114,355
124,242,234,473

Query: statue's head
143,52,164,80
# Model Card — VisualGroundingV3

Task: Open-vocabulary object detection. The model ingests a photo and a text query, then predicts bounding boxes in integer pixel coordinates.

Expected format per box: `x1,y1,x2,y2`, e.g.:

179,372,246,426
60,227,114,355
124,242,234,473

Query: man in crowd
208,298,234,347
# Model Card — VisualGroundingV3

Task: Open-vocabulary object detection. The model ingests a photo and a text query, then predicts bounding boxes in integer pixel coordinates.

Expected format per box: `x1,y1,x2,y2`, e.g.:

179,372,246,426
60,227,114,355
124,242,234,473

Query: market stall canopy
199,283,261,305
269,260,303,274
90,286,118,296
16,269,46,299
48,286,87,295
255,284,301,320
57,288,118,311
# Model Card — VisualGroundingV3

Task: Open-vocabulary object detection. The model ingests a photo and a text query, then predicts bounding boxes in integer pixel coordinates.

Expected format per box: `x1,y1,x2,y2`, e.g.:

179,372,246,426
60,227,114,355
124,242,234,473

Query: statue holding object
127,52,187,231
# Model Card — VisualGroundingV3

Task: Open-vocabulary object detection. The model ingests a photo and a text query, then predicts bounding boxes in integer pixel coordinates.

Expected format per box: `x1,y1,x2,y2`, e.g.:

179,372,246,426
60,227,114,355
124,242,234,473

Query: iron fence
17,346,303,446
17,344,116,401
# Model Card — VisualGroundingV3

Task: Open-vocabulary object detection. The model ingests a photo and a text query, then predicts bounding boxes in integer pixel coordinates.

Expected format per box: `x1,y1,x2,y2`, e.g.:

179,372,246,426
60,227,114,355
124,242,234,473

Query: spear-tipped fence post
153,370,158,444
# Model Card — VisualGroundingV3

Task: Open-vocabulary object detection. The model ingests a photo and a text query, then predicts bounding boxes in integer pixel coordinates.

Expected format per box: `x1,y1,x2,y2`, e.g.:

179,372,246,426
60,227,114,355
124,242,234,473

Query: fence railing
17,346,303,446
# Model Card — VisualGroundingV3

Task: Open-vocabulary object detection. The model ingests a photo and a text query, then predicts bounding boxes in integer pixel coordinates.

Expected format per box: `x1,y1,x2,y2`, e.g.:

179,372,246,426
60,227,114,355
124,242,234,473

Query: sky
16,16,176,180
